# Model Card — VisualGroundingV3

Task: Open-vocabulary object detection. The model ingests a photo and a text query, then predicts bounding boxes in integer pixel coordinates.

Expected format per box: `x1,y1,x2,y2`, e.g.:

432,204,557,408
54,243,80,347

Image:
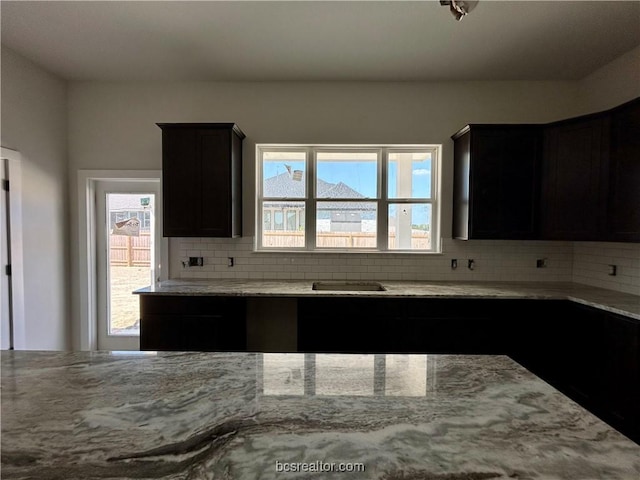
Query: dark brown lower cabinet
402,299,502,353
298,298,511,354
297,298,399,353
600,310,639,439
140,296,246,351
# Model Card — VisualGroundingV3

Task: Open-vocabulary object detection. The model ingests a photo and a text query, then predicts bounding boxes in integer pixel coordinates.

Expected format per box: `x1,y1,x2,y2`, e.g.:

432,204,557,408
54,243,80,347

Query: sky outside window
388,152,431,199
262,151,306,198
317,152,378,198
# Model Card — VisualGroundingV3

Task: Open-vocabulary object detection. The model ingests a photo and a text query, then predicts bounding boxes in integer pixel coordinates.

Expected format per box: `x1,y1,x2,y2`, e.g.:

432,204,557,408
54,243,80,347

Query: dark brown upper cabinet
541,97,640,242
606,98,640,242
541,116,609,240
452,97,639,242
158,123,244,237
452,125,541,240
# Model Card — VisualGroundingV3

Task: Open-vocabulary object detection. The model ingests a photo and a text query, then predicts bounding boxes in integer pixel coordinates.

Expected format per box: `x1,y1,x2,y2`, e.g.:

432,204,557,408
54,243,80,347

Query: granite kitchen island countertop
2,351,639,479
135,280,640,320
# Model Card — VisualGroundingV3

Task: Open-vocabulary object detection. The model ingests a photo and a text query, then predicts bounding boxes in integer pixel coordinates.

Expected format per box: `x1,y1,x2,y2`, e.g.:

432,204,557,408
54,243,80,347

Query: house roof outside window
264,172,373,212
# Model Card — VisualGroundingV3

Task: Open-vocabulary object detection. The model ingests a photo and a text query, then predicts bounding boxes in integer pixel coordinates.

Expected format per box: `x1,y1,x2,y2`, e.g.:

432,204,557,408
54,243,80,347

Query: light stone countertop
2,351,639,479
135,280,640,320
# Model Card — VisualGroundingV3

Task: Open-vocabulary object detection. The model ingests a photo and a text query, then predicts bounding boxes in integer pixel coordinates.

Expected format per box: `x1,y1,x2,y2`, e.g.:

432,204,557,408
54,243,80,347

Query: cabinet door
140,296,246,351
471,129,539,239
200,129,232,237
162,128,200,236
141,314,246,351
500,130,540,238
469,131,503,237
402,299,501,354
298,298,398,353
508,301,577,384
561,304,604,407
453,126,539,240
606,99,640,242
541,118,606,240
600,312,639,439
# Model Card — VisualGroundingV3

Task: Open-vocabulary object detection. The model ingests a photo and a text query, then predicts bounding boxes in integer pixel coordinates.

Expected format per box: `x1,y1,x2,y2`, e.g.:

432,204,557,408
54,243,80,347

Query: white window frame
256,145,441,253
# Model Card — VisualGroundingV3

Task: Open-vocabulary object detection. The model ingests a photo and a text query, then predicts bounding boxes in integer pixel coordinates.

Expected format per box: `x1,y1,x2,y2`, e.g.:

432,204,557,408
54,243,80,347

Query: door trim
0,148,25,349
77,170,166,351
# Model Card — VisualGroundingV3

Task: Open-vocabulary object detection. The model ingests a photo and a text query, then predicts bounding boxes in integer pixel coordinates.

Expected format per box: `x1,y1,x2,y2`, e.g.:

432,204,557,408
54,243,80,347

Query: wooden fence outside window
109,233,151,266
262,231,430,249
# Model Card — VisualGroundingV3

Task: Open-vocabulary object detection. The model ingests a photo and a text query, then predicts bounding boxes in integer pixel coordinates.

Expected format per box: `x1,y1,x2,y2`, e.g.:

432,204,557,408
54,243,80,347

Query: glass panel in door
106,193,155,336
96,180,160,351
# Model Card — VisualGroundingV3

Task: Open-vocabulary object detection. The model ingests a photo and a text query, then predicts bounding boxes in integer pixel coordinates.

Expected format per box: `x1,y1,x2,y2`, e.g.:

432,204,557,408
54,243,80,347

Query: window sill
252,249,444,255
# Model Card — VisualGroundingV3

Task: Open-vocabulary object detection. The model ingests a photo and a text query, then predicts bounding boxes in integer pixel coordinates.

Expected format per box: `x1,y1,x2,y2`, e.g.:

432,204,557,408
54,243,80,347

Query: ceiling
2,1,639,82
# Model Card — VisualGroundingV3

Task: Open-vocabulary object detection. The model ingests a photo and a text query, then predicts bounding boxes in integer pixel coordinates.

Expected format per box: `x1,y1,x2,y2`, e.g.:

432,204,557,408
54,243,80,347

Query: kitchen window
257,145,441,253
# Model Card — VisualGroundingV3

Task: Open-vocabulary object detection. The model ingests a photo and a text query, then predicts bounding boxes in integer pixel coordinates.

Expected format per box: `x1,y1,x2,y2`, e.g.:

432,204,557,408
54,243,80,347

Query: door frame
77,170,166,351
0,148,26,349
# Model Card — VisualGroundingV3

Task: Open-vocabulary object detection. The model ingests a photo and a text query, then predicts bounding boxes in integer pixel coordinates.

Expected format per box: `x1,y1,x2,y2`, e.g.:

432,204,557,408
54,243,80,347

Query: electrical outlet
451,259,458,269
468,259,475,270
536,258,547,268
188,257,203,267
228,257,234,267
608,264,617,276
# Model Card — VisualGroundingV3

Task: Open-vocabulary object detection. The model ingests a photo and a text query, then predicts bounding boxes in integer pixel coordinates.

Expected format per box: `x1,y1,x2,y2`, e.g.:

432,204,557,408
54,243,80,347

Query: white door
95,180,160,350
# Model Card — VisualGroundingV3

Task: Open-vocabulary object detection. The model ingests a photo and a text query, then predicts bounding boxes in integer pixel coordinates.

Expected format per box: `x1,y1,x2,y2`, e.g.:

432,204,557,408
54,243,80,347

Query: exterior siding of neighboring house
107,194,153,266
108,194,152,233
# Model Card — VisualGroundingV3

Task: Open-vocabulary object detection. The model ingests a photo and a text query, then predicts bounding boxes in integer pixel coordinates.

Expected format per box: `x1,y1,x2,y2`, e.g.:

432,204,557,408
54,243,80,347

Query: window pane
388,152,431,199
263,210,272,231
263,151,306,198
262,201,305,248
286,211,297,230
317,201,377,249
107,193,154,336
316,152,377,199
388,203,431,250
274,211,283,230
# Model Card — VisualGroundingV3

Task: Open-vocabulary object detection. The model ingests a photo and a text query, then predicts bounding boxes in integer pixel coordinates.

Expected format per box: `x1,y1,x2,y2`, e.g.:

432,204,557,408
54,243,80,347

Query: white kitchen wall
578,44,640,113
171,237,573,282
573,243,640,295
0,46,69,350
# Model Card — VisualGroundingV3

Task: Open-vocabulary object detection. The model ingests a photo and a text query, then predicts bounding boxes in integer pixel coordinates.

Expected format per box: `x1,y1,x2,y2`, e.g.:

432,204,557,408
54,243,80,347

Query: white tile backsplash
572,242,640,295
173,238,640,293
172,237,576,283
